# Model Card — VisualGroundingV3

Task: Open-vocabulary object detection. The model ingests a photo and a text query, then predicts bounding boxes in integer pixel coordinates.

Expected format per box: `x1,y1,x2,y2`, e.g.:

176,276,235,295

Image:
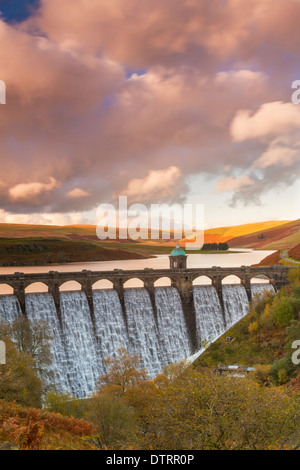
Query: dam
0,254,291,398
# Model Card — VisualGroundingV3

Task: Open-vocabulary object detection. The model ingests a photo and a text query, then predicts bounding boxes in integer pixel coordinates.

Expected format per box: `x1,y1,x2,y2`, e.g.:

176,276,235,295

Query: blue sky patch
0,0,40,23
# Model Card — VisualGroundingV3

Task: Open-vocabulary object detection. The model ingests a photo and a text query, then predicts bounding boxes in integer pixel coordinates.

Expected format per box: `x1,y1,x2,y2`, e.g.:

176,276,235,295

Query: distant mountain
0,224,183,244
0,220,295,251
181,220,290,246
227,219,300,250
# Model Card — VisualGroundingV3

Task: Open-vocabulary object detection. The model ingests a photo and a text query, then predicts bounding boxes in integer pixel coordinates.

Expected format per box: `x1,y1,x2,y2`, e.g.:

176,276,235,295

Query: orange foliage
0,400,97,450
288,244,300,261
252,250,281,267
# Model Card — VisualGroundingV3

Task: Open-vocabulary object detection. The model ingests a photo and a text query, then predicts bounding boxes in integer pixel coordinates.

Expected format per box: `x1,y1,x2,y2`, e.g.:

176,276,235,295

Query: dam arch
250,274,271,284
92,279,114,290
59,281,82,292
0,283,14,295
193,276,212,286
221,274,242,284
123,278,144,288
25,282,49,294
154,277,172,287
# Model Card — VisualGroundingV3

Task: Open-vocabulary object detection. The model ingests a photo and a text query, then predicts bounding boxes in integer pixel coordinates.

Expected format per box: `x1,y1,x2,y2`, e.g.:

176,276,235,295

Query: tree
142,367,299,450
84,390,139,449
0,338,43,408
98,347,148,393
272,297,295,327
0,317,53,390
43,390,88,419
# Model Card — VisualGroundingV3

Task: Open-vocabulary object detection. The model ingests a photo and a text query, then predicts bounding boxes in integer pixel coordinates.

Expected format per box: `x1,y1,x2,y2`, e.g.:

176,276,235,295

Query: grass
0,238,148,266
196,312,286,369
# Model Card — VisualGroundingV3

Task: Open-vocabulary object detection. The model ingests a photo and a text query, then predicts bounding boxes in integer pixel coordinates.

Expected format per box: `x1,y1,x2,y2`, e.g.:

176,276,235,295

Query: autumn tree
142,366,300,450
0,338,43,408
84,390,139,449
43,390,88,419
0,317,53,390
98,347,148,394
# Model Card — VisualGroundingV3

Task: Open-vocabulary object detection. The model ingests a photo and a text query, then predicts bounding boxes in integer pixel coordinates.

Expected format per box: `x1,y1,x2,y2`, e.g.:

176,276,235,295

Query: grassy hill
181,220,289,245
0,238,148,266
227,219,300,250
0,220,290,245
0,219,295,266
289,244,300,262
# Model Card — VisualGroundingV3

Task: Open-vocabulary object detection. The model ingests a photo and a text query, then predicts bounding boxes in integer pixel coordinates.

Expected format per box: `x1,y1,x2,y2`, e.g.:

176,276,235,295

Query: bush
248,321,259,335
84,392,139,449
272,298,295,327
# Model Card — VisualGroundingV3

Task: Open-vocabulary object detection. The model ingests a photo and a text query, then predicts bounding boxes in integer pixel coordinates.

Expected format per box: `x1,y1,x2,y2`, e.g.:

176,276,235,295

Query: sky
0,0,299,229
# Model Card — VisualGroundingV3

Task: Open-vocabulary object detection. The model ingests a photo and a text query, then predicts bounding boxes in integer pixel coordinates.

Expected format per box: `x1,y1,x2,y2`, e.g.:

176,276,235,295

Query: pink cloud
66,188,90,199
216,175,255,194
121,166,182,202
29,0,300,69
231,102,300,142
9,177,60,203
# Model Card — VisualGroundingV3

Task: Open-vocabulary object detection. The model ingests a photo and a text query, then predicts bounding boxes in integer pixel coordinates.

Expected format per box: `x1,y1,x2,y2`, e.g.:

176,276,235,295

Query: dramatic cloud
9,177,60,203
66,188,90,199
121,166,182,202
254,142,299,169
0,0,299,221
29,0,300,71
216,175,255,194
231,102,300,142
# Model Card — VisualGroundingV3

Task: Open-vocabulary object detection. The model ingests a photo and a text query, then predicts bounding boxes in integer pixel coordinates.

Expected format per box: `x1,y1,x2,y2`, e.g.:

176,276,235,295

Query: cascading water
59,291,101,397
0,295,21,322
93,288,130,368
251,283,275,297
193,286,225,345
222,285,249,328
124,288,163,377
155,287,192,367
0,282,276,398
25,293,70,394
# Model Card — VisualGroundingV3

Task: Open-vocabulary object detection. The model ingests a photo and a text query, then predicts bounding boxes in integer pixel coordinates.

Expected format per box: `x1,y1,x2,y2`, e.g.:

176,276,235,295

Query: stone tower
169,243,187,270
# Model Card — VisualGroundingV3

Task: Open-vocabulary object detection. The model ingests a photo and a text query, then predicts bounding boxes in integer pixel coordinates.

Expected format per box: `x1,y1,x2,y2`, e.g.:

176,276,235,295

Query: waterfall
0,295,21,322
0,282,277,398
222,285,249,328
124,288,162,377
25,293,70,394
93,289,129,370
59,291,101,398
193,286,225,346
155,287,192,368
251,283,275,297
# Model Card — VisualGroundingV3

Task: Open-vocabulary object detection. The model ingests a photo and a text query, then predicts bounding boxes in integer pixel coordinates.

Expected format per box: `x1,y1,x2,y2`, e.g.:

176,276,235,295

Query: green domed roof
170,244,186,257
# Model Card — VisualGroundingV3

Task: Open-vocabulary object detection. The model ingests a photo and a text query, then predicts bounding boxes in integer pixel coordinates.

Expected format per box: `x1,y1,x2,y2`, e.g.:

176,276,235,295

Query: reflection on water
0,249,275,294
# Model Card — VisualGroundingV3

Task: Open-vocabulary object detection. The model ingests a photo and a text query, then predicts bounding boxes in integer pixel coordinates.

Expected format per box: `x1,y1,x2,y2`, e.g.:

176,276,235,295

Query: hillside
252,250,281,267
0,220,290,245
0,239,148,266
0,220,295,266
289,244,300,262
196,269,300,392
0,224,183,244
181,220,289,245
227,219,300,250
253,243,300,267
